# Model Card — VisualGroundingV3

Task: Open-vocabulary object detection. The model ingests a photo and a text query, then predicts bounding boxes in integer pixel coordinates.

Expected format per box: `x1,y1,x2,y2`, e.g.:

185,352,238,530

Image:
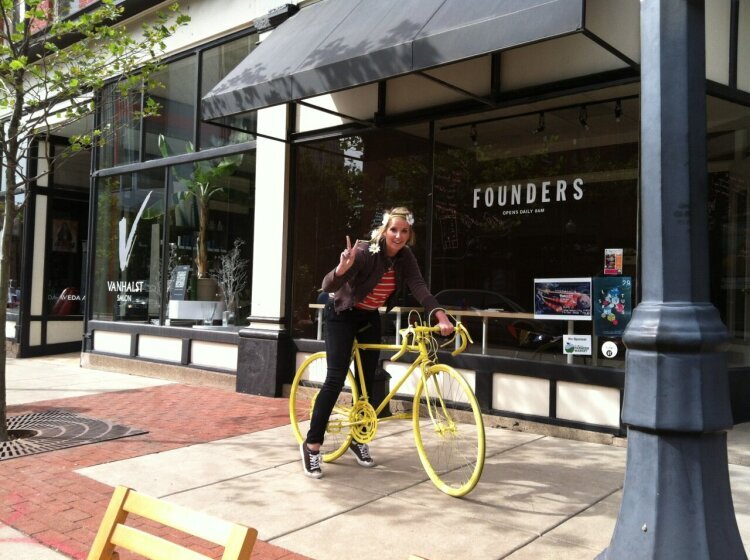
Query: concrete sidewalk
0,354,748,559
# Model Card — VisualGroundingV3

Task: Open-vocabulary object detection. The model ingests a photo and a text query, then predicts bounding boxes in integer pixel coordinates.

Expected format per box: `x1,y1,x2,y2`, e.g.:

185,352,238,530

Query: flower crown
382,211,414,226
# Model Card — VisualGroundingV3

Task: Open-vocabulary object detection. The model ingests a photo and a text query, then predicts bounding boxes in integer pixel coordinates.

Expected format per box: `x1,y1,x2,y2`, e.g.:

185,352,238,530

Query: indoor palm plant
158,134,243,279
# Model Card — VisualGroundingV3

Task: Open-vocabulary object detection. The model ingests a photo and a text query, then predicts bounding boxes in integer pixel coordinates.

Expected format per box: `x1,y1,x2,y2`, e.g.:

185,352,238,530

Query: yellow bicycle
289,311,485,497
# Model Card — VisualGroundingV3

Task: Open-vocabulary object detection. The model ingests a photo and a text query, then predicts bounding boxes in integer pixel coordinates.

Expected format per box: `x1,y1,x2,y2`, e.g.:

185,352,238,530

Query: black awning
202,0,584,120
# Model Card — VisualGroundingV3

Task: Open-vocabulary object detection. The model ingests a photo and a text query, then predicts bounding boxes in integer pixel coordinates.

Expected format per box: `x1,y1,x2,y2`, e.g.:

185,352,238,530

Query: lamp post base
598,429,747,559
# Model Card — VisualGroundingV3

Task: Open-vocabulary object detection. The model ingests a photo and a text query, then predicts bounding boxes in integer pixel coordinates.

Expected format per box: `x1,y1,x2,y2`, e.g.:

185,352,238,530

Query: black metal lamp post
598,1,747,558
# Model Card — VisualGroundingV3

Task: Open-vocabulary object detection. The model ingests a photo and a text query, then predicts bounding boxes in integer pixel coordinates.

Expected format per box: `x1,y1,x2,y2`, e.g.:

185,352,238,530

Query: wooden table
309,304,541,355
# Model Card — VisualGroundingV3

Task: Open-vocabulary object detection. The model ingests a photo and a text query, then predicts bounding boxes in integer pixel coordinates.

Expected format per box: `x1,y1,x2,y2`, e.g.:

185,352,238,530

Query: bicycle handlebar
389,327,416,361
390,321,473,361
450,322,473,356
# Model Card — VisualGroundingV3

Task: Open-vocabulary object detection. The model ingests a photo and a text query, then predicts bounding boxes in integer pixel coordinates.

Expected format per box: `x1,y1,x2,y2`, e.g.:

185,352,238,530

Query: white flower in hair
369,243,380,254
382,211,415,226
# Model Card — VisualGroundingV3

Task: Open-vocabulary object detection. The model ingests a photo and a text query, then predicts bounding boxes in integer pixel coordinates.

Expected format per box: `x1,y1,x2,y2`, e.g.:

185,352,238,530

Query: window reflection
98,82,141,168
200,34,258,148
166,153,255,326
291,128,431,339
433,100,639,364
144,56,198,160
97,32,258,171
707,96,750,366
91,170,165,322
47,201,88,316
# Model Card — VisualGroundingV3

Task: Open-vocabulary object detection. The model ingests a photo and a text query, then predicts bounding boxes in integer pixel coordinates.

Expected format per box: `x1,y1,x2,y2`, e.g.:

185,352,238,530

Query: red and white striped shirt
355,269,396,311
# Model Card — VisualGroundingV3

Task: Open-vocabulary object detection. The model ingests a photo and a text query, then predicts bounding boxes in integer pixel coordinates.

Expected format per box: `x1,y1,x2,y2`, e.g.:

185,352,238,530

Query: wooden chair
88,485,257,560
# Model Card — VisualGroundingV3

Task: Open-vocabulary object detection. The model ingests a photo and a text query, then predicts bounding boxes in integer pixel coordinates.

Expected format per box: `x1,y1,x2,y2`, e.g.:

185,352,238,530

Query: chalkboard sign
171,265,191,300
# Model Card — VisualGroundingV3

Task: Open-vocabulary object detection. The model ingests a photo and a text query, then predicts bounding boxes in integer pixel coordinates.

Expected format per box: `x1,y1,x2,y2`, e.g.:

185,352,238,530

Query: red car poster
534,278,592,320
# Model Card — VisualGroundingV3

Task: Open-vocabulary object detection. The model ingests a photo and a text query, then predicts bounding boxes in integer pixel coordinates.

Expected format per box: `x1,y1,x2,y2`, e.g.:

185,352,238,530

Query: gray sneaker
349,442,375,467
300,443,323,478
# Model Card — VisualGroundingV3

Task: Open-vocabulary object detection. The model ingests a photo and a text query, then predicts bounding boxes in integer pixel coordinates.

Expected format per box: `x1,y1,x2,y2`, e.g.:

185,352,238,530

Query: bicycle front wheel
413,364,485,497
289,352,359,462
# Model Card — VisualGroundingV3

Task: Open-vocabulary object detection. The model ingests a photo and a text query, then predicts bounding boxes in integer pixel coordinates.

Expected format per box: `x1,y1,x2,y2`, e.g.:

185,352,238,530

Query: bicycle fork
420,366,458,437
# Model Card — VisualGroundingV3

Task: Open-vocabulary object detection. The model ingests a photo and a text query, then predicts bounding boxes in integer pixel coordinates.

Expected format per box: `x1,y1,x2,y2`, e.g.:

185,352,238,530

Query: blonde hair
369,207,416,247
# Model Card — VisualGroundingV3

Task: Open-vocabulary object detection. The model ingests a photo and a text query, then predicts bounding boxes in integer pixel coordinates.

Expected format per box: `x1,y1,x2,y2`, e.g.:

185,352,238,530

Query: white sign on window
563,335,592,355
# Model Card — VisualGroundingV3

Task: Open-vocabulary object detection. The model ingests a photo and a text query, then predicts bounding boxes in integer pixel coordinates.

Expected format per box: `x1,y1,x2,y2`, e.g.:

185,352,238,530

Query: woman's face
384,217,411,256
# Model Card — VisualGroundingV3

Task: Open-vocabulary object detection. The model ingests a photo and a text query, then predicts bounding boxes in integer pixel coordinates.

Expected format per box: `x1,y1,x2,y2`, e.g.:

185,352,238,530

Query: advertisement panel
593,276,633,337
533,278,592,320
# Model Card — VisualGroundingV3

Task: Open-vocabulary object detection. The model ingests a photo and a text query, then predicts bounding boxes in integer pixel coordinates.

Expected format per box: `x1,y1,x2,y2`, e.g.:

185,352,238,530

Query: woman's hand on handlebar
434,309,454,336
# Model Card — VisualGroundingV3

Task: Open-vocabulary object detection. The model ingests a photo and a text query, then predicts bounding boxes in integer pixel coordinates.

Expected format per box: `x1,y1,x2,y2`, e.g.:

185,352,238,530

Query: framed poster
593,276,633,337
534,277,592,320
52,219,78,253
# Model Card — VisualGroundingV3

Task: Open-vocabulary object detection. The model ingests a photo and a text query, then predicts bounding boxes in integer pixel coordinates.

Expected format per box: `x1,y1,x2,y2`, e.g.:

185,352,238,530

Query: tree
0,0,189,441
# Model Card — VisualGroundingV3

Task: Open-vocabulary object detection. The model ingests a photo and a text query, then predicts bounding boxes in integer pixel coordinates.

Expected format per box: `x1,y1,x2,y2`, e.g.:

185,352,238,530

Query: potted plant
158,135,243,286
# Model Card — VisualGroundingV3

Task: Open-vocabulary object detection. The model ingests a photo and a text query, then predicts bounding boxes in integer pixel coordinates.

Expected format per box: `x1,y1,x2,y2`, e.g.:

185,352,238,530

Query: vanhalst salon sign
108,191,153,304
472,177,584,215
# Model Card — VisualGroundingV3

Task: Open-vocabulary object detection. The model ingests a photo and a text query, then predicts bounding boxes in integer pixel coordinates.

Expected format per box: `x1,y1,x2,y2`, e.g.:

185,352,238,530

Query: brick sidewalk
0,383,308,560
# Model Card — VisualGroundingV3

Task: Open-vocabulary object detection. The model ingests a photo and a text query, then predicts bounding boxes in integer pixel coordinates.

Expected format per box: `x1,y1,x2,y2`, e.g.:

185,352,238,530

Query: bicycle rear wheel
413,364,485,497
289,351,359,462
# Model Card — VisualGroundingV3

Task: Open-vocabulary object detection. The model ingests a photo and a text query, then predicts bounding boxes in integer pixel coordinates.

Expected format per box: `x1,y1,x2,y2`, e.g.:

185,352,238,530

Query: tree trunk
0,154,17,442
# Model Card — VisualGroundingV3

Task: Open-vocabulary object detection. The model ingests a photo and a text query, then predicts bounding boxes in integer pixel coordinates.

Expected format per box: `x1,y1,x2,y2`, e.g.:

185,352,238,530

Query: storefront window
90,147,255,326
97,33,257,171
707,96,750,366
433,100,640,363
91,169,165,322
291,127,431,338
46,144,91,316
46,200,87,315
165,151,255,326
144,55,198,160
199,34,257,149
98,82,141,169
291,98,641,366
2,148,25,323
4,215,22,315
54,147,91,190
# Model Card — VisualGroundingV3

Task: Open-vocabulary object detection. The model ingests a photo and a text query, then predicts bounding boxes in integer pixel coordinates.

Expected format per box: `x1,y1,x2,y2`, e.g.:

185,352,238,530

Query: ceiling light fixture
578,105,589,130
470,124,478,147
532,112,545,134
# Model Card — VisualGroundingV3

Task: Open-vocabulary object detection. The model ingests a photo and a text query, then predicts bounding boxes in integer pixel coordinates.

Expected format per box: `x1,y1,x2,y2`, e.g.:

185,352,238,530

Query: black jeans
306,301,381,445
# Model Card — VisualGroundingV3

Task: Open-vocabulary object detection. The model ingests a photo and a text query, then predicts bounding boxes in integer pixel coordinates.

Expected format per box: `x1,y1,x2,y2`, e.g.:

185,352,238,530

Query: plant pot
196,277,218,301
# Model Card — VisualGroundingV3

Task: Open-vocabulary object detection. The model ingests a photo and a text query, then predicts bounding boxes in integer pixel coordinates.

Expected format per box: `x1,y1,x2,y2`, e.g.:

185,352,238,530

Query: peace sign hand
336,236,355,276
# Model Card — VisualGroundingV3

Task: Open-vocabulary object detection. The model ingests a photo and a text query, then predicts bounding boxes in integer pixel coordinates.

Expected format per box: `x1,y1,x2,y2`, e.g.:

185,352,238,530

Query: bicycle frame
289,317,484,496
348,322,472,421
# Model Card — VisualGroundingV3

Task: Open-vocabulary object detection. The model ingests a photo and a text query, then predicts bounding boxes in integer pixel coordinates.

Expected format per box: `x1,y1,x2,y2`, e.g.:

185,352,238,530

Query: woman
301,207,454,478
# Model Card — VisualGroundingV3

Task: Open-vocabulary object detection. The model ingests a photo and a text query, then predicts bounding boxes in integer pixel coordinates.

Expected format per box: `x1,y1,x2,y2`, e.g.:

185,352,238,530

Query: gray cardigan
321,239,439,315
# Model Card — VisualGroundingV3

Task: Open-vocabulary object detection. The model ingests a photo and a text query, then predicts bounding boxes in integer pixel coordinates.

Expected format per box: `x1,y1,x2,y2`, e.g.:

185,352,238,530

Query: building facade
8,0,750,435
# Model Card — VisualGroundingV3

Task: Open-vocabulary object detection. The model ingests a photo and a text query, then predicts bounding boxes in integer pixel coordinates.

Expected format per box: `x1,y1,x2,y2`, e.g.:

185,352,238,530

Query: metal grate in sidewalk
1,410,147,460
